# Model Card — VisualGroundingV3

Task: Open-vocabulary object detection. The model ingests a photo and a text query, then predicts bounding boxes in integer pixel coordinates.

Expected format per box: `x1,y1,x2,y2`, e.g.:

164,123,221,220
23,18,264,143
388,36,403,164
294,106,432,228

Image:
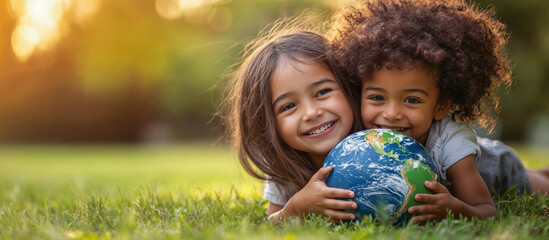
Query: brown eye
316,88,332,97
368,95,384,101
280,103,296,113
404,97,422,104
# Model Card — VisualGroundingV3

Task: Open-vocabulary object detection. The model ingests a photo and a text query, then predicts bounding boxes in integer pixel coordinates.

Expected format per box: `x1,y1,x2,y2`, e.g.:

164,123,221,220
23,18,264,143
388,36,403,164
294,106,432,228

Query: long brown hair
221,18,361,190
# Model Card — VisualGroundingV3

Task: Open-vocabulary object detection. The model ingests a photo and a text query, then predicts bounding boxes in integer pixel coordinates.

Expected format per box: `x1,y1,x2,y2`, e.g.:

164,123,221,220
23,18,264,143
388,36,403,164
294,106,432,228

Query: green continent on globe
364,130,409,162
393,159,438,221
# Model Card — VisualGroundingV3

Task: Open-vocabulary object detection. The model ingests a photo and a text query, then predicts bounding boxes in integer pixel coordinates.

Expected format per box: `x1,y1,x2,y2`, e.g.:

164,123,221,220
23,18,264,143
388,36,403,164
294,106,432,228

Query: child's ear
434,99,452,121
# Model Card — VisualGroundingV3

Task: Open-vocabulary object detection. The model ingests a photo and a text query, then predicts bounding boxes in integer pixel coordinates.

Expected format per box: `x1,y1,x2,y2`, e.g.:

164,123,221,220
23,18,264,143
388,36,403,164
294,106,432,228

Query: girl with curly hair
330,0,549,222
221,18,363,223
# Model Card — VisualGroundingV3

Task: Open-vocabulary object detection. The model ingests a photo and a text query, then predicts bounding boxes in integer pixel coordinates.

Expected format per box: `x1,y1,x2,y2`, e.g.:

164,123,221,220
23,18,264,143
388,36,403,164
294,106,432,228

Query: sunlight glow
72,0,101,24
156,0,233,30
208,6,232,32
9,0,101,61
325,0,354,9
155,0,183,20
178,0,206,13
11,24,40,61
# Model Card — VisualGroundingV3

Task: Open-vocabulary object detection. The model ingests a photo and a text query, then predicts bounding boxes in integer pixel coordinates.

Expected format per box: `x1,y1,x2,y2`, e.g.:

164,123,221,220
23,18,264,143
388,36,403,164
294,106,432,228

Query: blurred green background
0,0,548,144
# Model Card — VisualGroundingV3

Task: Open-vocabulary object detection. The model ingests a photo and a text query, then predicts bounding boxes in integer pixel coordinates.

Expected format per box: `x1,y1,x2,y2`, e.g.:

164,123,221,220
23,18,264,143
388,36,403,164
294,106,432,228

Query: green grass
0,143,262,196
1,143,549,239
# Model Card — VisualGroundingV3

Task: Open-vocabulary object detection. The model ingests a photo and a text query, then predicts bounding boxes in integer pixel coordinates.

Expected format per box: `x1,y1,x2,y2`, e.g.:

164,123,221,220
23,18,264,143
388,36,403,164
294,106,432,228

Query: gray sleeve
427,117,481,183
438,124,480,171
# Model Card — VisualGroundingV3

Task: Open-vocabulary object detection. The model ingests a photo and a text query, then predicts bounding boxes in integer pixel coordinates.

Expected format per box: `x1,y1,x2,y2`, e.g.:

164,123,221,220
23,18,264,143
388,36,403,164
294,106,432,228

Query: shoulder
426,115,478,151
425,115,481,181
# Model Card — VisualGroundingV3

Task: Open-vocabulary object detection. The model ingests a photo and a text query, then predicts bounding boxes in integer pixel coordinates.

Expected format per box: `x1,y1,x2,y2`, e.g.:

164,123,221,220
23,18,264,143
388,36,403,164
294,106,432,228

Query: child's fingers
324,209,356,222
323,187,354,199
311,166,333,181
414,193,435,204
424,181,449,194
408,202,435,214
324,198,357,210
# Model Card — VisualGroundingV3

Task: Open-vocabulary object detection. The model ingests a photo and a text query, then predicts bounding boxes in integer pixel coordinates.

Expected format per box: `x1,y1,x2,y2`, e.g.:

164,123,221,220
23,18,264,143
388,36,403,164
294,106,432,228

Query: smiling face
271,57,353,166
361,67,451,145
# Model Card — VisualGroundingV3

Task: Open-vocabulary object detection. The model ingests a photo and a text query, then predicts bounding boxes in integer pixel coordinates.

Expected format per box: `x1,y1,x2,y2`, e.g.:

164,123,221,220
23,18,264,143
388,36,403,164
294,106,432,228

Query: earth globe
323,129,439,225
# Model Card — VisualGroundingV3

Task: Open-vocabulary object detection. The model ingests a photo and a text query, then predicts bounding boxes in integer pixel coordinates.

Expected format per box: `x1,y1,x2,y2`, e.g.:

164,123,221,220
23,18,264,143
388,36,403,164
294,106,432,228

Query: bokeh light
208,6,232,32
9,0,101,61
155,0,232,29
155,0,183,20
71,0,101,24
0,0,546,143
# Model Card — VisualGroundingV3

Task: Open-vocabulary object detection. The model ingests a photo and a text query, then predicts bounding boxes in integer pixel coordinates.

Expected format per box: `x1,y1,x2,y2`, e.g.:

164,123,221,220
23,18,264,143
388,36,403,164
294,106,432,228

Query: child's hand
408,181,462,223
284,166,357,223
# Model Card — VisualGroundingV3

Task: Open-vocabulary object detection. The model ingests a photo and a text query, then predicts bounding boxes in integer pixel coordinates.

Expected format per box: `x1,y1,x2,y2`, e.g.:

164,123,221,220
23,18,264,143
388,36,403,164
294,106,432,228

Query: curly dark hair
330,0,512,131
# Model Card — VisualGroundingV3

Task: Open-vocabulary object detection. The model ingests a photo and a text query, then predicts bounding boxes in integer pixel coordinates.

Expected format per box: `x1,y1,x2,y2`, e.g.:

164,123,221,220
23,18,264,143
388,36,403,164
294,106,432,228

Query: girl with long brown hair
221,20,362,223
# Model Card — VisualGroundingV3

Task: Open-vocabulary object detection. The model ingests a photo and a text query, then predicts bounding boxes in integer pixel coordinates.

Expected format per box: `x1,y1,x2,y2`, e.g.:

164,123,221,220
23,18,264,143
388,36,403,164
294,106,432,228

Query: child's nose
302,101,323,121
382,102,403,120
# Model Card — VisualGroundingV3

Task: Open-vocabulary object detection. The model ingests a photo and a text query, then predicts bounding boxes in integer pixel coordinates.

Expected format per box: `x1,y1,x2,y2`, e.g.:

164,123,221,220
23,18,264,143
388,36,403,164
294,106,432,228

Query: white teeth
379,126,405,132
307,122,334,135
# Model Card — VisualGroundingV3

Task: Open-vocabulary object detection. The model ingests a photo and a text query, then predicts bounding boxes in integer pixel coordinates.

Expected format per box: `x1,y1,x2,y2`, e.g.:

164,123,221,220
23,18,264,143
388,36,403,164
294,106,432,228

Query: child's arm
267,166,358,223
408,155,497,222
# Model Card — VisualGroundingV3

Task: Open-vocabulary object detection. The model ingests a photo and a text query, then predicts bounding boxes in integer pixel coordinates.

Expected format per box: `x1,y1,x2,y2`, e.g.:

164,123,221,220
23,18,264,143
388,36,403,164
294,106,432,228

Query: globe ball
323,129,439,225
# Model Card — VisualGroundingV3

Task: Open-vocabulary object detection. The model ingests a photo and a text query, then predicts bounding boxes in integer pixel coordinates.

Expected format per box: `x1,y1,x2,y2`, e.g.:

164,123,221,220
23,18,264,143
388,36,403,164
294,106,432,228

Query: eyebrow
272,93,289,109
272,78,336,107
311,78,335,88
363,86,430,96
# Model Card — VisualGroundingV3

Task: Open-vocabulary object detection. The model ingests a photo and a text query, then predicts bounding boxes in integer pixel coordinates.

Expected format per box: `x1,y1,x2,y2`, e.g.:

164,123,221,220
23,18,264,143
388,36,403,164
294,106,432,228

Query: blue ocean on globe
323,129,439,225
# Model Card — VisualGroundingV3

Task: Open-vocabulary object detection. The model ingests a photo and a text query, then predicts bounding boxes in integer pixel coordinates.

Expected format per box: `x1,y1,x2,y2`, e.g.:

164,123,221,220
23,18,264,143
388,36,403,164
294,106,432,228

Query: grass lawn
1,142,549,239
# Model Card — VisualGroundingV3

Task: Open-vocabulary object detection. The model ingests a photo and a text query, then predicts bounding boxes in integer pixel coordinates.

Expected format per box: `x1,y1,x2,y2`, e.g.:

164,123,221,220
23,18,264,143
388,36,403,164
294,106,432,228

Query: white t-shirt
263,179,297,206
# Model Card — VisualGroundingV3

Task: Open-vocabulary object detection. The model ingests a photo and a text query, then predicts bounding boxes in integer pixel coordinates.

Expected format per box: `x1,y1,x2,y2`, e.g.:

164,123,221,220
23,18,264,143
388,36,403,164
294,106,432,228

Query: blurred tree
0,0,546,143
0,0,346,142
475,0,549,141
